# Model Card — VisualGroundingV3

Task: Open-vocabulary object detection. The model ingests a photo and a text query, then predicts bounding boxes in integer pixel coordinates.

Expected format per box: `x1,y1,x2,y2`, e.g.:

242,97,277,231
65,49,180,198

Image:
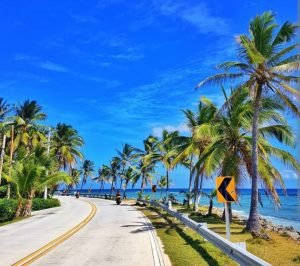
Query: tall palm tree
80,160,95,192
13,99,47,152
121,167,139,198
135,136,158,192
116,143,139,189
197,12,300,233
68,168,82,191
171,98,217,210
94,166,110,192
106,157,121,195
147,130,179,202
52,123,84,171
196,88,300,223
0,98,10,186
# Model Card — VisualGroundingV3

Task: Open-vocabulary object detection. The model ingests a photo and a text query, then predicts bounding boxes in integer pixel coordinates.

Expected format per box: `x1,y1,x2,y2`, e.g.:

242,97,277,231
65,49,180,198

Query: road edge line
12,199,97,266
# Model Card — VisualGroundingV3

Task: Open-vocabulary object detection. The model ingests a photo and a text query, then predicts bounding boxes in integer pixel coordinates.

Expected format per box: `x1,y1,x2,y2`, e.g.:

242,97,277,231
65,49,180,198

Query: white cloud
38,61,69,72
111,53,144,61
152,123,190,137
154,0,230,35
282,170,298,180
14,54,39,61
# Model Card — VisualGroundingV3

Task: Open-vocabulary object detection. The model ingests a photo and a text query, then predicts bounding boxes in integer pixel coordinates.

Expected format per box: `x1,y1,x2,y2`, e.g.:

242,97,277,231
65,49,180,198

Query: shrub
0,199,18,222
32,198,60,211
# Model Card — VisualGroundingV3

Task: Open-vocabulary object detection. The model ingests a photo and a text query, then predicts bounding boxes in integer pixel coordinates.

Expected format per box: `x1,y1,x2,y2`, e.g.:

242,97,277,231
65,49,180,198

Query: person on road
116,190,121,205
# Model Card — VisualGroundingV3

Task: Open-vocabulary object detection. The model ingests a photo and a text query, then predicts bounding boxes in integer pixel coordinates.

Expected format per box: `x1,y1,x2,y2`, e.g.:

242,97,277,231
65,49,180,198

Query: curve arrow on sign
218,177,235,202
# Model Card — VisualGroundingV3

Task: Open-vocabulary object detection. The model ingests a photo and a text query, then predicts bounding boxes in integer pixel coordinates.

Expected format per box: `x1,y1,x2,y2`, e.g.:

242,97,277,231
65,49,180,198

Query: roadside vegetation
0,99,90,222
139,205,300,266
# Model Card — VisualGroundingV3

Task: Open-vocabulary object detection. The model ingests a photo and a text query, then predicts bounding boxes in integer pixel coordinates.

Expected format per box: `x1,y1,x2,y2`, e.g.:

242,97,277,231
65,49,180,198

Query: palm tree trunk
166,170,169,202
208,197,213,216
123,180,129,198
141,174,145,193
80,176,85,192
100,181,104,192
188,155,193,207
15,199,23,218
198,172,204,206
193,171,200,211
246,85,262,233
21,190,35,217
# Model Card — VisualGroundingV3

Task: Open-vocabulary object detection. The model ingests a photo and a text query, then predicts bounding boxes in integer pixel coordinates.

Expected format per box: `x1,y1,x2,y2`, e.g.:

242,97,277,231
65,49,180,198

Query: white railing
146,200,271,266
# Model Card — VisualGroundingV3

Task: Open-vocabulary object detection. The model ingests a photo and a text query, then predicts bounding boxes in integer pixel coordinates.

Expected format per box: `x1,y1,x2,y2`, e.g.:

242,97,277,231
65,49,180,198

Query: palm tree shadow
157,209,221,266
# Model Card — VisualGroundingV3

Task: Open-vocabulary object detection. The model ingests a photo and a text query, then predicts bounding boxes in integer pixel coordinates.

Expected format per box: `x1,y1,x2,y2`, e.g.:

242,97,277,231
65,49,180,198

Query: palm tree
121,167,139,198
107,157,121,195
13,100,47,151
171,98,217,210
116,143,139,189
135,136,158,192
68,168,82,191
9,145,71,217
94,166,110,192
80,160,95,192
197,12,300,233
0,98,10,186
147,130,179,202
158,175,167,200
0,98,10,122
195,88,300,223
201,189,217,216
52,123,84,171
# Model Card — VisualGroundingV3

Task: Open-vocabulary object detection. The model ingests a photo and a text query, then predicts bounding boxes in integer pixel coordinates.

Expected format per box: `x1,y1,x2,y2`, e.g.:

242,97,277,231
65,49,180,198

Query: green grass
140,206,237,266
143,204,300,266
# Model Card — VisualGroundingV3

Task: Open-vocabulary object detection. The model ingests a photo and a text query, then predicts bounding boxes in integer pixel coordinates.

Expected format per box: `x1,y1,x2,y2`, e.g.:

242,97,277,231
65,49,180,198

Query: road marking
12,199,97,266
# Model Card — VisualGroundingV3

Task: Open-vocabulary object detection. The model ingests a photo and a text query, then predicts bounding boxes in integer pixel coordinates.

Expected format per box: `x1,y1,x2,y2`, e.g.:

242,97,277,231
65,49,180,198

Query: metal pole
7,125,14,199
44,128,51,199
0,134,7,185
224,202,230,241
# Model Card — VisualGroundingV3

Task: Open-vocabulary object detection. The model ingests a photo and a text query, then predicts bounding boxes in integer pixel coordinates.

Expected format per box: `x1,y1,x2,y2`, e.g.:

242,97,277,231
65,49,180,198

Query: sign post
216,176,237,241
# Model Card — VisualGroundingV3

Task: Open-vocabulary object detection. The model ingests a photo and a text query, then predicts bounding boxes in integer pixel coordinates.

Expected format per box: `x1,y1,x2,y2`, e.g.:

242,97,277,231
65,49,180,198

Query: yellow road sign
216,176,237,203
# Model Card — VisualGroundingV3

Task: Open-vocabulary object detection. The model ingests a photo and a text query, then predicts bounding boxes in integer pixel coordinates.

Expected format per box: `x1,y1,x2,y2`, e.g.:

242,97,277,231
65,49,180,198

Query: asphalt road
0,196,168,266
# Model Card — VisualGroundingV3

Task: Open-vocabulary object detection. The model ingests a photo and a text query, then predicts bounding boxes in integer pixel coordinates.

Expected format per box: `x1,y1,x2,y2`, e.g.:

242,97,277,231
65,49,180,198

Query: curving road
0,196,169,266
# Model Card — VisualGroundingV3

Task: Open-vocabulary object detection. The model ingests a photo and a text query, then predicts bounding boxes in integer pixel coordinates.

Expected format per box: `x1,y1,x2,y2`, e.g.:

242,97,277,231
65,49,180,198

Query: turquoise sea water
75,188,300,231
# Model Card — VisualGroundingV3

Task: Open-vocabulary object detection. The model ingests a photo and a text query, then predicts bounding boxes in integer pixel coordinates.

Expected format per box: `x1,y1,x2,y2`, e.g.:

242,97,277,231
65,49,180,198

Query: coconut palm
147,130,180,201
52,123,84,171
121,167,139,198
134,136,158,191
107,157,121,195
68,168,82,191
158,175,167,200
9,145,71,217
12,100,47,151
171,98,217,210
94,166,110,192
195,87,300,222
0,98,10,122
197,12,300,233
116,143,140,189
80,160,95,192
201,189,217,216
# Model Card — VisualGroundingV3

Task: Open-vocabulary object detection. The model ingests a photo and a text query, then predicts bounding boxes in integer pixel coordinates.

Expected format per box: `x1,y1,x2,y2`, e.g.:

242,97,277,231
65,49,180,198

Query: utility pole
44,128,51,199
7,125,14,199
0,134,7,185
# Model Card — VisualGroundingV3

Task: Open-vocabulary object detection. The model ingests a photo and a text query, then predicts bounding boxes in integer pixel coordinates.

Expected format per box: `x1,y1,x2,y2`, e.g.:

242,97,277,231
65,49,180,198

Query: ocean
73,188,300,231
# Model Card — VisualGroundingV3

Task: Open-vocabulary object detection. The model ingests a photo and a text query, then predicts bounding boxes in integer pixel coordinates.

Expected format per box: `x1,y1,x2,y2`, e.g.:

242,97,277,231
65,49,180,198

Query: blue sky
0,0,298,188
